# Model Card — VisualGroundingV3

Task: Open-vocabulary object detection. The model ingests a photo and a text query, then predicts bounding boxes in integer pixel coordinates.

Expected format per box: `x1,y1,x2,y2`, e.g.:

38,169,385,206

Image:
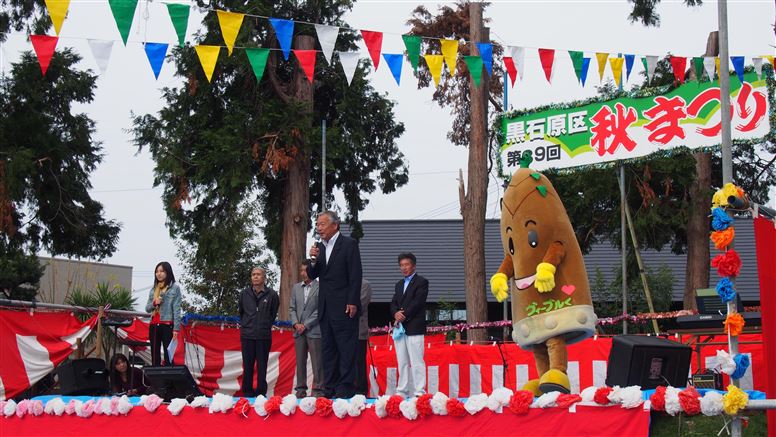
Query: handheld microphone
310,232,321,263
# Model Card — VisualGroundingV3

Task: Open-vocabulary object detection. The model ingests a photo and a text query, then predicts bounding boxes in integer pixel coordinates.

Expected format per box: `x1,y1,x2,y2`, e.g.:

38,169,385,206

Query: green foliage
0,0,50,42
0,242,43,300
627,0,703,27
65,282,136,351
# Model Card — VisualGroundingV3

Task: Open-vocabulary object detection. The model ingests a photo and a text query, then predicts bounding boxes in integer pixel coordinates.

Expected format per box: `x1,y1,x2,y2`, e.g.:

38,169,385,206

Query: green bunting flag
402,34,421,72
693,56,705,81
108,0,138,45
568,50,584,83
166,3,190,47
463,55,483,87
245,48,270,82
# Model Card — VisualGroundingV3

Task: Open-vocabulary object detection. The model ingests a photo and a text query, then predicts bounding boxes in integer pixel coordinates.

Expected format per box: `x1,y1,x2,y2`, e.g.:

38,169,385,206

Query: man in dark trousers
238,267,279,397
290,260,323,398
390,252,429,398
307,210,363,399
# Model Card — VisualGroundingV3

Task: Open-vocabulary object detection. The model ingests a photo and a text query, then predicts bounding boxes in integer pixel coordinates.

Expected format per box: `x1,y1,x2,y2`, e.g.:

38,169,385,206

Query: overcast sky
2,0,774,302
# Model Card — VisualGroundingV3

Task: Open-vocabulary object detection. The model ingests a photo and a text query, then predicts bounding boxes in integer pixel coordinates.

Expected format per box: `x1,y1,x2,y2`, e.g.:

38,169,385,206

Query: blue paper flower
716,278,737,303
711,207,733,231
731,353,750,379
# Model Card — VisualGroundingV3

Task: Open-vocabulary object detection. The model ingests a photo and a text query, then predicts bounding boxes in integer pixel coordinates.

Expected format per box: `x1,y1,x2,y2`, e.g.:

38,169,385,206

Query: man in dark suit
390,252,429,398
307,211,363,398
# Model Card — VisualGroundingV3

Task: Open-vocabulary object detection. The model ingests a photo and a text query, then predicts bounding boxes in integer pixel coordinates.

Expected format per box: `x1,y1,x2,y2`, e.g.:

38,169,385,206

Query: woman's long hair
109,353,129,391
153,261,176,288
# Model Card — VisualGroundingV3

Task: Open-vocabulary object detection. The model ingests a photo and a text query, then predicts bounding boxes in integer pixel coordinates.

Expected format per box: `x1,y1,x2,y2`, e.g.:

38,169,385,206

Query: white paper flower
373,395,390,418
715,350,736,375
44,398,66,416
190,396,210,408
252,395,268,416
580,386,598,403
96,397,112,415
4,400,17,417
348,395,367,417
664,386,682,416
619,386,643,409
400,398,419,420
117,396,132,415
430,392,449,415
700,391,724,416
333,398,349,419
535,391,561,408
464,393,488,414
487,387,513,412
298,397,317,415
280,394,297,416
143,394,163,413
138,395,148,406
168,398,188,415
606,386,623,404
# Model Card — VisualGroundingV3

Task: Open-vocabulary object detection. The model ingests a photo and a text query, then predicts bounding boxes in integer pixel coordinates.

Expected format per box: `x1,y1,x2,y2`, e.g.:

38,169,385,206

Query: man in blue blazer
307,211,363,399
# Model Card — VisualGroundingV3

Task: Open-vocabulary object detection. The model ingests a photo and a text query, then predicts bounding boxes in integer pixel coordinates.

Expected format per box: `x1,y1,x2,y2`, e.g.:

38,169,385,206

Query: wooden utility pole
459,2,489,342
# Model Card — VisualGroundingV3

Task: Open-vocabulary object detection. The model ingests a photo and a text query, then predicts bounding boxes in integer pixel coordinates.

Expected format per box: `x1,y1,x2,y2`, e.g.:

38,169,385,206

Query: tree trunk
460,2,489,342
278,35,314,320
683,32,717,310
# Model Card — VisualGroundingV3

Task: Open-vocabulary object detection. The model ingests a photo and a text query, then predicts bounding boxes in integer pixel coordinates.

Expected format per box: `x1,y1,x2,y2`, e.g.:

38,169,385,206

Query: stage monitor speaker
143,366,202,402
605,335,692,389
57,358,109,396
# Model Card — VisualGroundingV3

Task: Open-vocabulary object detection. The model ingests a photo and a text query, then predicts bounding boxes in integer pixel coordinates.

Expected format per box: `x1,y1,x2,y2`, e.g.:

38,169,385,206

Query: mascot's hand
535,263,557,293
490,273,509,302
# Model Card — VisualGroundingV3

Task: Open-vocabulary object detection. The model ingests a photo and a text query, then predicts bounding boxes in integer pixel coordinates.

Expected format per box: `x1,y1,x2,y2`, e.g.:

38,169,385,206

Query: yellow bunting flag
715,57,721,79
45,0,71,35
216,10,244,56
424,54,444,87
596,52,609,81
765,55,774,69
195,45,220,82
609,57,624,87
440,39,459,76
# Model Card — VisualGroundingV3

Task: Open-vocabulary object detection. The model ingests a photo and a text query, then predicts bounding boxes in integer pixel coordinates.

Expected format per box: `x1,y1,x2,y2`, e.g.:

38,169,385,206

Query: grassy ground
650,411,768,436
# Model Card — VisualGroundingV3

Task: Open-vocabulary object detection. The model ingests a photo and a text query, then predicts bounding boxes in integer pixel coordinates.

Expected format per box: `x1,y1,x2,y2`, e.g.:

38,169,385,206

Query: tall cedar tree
132,1,408,317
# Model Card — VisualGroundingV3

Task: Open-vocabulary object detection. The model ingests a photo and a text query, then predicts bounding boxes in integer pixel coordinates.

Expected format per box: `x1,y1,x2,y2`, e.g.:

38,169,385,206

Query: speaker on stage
143,366,202,402
605,335,692,389
57,358,109,396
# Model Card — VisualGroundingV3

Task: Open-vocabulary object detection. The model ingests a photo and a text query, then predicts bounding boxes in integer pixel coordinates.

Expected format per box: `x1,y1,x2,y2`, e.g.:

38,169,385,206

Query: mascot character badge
490,161,597,395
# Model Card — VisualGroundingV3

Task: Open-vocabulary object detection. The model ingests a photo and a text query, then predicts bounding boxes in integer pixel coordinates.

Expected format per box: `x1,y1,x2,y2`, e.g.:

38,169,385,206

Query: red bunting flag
360,30,383,70
503,56,517,87
30,35,59,75
293,50,317,83
538,48,555,83
670,56,688,84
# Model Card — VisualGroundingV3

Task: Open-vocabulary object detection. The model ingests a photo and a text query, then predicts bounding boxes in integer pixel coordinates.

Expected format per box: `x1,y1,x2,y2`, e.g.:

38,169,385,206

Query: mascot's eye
527,230,539,248
508,237,515,255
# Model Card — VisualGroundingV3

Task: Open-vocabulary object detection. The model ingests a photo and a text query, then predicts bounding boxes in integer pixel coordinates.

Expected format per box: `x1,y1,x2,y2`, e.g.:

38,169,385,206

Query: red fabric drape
754,217,776,437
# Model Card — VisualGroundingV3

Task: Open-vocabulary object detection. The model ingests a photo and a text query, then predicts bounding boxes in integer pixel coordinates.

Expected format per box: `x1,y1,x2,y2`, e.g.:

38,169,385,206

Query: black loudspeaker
143,366,202,402
57,358,109,396
605,335,692,389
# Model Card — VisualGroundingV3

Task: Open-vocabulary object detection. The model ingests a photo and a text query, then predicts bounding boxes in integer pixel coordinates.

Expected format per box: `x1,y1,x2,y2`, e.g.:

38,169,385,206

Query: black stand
494,339,509,388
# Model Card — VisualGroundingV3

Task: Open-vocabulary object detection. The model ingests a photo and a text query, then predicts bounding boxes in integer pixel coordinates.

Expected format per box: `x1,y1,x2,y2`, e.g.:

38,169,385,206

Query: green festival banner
498,72,772,174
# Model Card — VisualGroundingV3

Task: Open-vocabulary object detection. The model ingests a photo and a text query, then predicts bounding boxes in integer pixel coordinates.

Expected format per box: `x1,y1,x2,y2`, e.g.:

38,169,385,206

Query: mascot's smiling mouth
515,274,537,290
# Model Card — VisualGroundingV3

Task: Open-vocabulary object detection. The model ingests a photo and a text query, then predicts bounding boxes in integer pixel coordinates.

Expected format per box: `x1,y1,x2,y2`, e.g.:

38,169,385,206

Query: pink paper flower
15,399,29,418
143,394,163,413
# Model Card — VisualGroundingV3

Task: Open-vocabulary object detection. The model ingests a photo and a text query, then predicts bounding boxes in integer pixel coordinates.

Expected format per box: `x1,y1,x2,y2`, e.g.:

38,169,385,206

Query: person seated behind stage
109,353,146,396
145,261,182,366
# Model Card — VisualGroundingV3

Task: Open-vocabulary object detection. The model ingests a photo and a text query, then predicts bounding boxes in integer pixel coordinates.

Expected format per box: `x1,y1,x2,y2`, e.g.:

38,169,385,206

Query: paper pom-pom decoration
724,312,745,336
722,385,748,415
710,228,735,250
711,250,742,277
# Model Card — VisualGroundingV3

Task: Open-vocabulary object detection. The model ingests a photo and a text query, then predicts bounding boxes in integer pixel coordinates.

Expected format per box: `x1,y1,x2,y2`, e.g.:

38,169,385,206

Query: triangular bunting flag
144,42,168,80
361,30,383,70
624,54,635,82
766,56,775,73
195,45,220,83
87,39,114,74
703,56,716,82
692,57,704,81
166,3,190,47
596,52,609,81
440,39,459,76
29,35,58,75
730,56,745,83
463,55,483,87
217,10,244,56
476,42,493,76
642,55,658,84
670,56,687,84
716,57,722,81
383,53,403,85
337,51,360,85
245,48,269,82
424,54,444,87
402,35,421,72
314,24,339,65
609,57,624,87
538,48,555,83
510,46,525,80
580,57,591,86
503,56,517,87
568,50,584,83
44,0,70,35
294,50,317,83
108,0,138,45
752,57,763,79
269,18,294,61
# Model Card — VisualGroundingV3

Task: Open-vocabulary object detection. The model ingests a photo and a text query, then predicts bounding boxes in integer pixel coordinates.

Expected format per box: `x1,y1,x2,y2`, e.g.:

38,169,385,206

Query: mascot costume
490,163,597,395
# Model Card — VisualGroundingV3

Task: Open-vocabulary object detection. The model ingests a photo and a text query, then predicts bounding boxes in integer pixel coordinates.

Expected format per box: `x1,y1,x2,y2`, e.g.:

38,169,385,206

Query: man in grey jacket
289,260,324,398
238,267,279,397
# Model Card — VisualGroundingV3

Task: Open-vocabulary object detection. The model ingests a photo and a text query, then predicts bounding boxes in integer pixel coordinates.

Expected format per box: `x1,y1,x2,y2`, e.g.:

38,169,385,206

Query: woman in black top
109,353,146,396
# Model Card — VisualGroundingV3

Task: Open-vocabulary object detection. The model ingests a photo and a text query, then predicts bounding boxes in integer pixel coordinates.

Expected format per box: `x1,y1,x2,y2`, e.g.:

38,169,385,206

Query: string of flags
27,0,776,87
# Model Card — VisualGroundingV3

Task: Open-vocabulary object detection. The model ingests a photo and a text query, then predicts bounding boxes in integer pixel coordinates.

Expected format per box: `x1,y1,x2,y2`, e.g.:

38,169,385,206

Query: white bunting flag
87,39,114,74
314,24,339,65
509,46,525,80
703,56,716,81
752,57,763,79
643,55,658,84
337,51,360,85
